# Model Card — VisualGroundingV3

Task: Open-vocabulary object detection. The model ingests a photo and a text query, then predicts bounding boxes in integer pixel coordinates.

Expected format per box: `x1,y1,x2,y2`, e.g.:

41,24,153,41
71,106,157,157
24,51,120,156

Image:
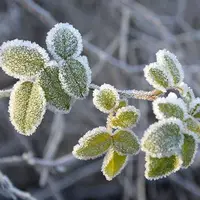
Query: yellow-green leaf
37,62,74,113
110,106,140,129
145,154,182,180
102,148,128,181
0,39,49,78
112,129,140,155
72,127,111,160
181,133,197,168
9,81,46,136
185,117,200,141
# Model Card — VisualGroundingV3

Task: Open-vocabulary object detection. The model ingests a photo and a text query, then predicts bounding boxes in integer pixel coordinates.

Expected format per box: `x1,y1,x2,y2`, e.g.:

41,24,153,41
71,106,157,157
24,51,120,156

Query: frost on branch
0,39,49,79
9,81,46,136
189,98,200,120
72,127,112,160
112,129,140,155
156,49,184,86
46,22,83,61
153,92,187,120
141,118,184,158
181,133,197,168
37,62,74,114
59,56,92,99
93,84,119,113
102,148,128,181
110,106,140,129
145,154,182,180
144,62,171,92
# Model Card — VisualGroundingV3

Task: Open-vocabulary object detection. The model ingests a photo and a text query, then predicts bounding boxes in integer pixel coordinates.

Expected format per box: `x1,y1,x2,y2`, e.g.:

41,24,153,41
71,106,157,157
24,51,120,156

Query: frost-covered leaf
0,39,49,79
181,133,197,168
110,106,140,129
185,117,200,140
189,98,200,120
72,127,111,160
93,84,119,113
141,118,184,158
153,92,187,120
9,81,46,136
144,62,172,92
59,56,91,99
112,129,140,155
145,154,182,180
102,148,128,181
179,83,195,104
156,49,184,86
37,62,74,113
114,99,128,111
46,23,82,60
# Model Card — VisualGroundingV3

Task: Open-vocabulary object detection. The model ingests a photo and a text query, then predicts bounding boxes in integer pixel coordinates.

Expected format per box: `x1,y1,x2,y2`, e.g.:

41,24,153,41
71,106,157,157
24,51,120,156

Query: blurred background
0,0,200,199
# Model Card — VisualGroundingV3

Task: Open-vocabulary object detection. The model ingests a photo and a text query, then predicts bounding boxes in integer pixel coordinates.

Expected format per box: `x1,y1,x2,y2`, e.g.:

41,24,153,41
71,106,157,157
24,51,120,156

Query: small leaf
112,129,140,155
141,118,184,158
114,99,128,111
181,133,197,168
9,81,46,136
72,127,111,160
144,62,172,92
93,84,119,113
145,154,182,180
153,92,187,120
37,61,74,113
185,117,200,141
59,56,91,99
102,148,128,181
110,106,140,129
0,39,49,78
179,83,195,104
189,98,200,120
156,49,184,86
46,23,82,60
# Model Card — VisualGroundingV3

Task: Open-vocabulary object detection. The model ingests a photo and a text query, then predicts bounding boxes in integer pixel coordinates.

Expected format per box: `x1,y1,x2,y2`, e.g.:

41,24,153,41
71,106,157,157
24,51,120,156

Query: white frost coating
141,118,184,158
153,92,188,120
0,39,50,79
93,84,119,113
145,154,183,180
101,148,128,181
189,98,200,116
46,22,83,61
8,80,47,136
156,49,184,85
72,126,111,160
45,60,59,68
111,105,140,128
143,62,172,92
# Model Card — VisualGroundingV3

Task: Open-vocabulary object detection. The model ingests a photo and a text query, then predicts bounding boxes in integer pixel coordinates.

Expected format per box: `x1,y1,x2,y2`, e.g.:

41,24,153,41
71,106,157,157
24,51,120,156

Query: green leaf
102,148,128,181
112,129,140,155
72,127,111,160
110,106,140,129
144,62,171,92
189,98,200,120
181,133,197,168
59,56,91,99
93,84,119,113
156,49,184,85
145,154,182,180
185,117,200,141
46,23,83,60
0,39,49,79
114,99,128,111
153,93,187,120
179,83,195,104
9,81,46,136
141,118,184,158
37,62,74,113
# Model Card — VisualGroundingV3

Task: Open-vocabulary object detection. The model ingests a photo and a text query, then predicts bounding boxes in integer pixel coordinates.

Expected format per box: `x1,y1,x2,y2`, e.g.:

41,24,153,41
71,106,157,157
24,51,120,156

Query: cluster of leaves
0,23,91,135
142,49,200,180
73,84,140,180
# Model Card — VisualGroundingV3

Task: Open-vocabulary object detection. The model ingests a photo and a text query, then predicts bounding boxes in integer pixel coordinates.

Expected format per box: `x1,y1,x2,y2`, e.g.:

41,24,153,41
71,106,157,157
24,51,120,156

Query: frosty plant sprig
0,22,200,181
